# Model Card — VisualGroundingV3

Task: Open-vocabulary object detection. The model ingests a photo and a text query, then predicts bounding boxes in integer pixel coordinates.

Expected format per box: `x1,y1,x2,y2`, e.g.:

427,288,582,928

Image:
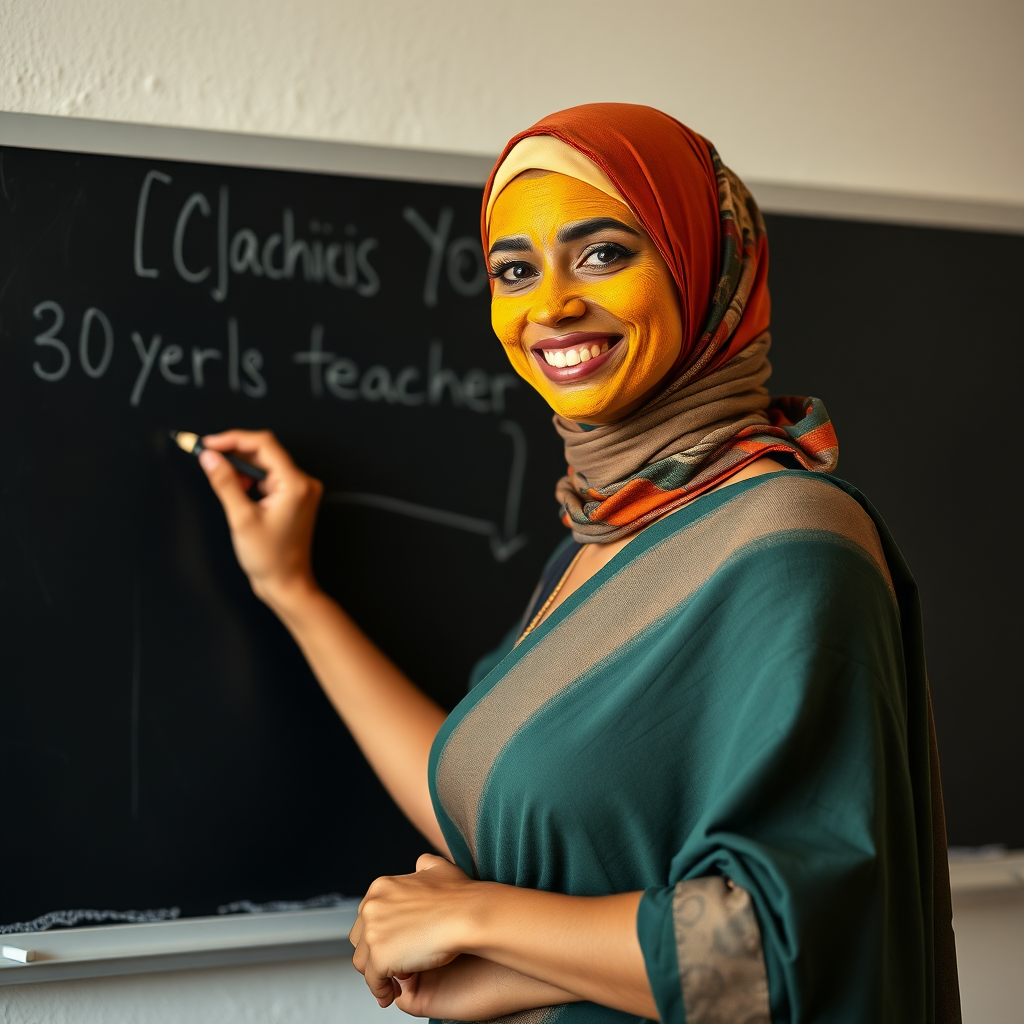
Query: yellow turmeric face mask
488,172,682,424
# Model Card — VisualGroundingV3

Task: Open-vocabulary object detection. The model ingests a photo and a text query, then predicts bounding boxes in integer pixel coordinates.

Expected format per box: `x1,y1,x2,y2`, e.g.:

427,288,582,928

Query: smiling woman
198,103,961,1024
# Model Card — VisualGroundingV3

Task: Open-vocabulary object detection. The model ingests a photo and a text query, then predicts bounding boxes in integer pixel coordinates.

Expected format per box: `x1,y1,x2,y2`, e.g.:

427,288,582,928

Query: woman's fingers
202,429,295,476
351,934,367,973
352,936,401,1007
194,427,323,603
199,449,257,532
367,971,400,1007
350,866,471,1011
391,957,499,1020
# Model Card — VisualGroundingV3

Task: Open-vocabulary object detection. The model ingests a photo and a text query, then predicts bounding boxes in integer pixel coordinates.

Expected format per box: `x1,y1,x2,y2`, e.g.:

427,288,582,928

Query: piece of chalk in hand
169,430,267,481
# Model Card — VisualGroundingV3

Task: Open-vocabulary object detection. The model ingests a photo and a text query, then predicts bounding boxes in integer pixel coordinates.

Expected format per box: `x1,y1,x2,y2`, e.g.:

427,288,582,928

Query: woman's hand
198,429,322,609
392,955,579,1020
349,854,477,1008
350,857,656,1017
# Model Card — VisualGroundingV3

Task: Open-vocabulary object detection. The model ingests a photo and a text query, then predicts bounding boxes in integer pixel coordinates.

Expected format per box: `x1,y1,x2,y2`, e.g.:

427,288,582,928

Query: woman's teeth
543,341,609,368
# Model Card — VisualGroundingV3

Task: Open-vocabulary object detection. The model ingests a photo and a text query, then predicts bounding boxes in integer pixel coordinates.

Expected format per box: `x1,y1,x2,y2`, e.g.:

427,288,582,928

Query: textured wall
2,0,1023,206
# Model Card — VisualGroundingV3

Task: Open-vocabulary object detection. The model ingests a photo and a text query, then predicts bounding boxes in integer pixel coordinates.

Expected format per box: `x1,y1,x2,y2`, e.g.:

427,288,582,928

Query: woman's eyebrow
488,235,534,256
556,217,641,244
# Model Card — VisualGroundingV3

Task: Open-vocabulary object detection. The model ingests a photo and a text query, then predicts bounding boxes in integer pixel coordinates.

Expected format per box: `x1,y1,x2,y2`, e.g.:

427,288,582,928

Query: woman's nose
530,280,587,327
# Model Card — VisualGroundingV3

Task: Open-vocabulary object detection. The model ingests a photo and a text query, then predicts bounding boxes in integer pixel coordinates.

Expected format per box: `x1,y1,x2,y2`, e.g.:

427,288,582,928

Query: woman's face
488,171,682,424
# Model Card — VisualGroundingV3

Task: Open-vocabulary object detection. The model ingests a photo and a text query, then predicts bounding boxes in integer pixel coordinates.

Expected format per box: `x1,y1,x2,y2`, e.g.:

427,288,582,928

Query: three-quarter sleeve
639,876,770,1023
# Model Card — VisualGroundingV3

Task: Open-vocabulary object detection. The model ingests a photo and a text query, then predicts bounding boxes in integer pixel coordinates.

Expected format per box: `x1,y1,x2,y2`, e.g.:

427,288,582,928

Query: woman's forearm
270,579,449,853
462,885,656,1019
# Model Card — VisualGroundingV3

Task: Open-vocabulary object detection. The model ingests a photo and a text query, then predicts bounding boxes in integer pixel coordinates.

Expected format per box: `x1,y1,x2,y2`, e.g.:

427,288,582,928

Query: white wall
952,887,1024,1024
2,0,1022,207
2,1,1022,1021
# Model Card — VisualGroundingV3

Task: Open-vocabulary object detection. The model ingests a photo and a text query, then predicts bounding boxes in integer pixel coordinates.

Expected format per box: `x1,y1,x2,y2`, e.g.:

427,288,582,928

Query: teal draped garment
429,471,959,1024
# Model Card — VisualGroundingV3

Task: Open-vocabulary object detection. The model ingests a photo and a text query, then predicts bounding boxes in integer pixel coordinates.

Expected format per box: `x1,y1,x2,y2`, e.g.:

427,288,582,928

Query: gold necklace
516,546,587,645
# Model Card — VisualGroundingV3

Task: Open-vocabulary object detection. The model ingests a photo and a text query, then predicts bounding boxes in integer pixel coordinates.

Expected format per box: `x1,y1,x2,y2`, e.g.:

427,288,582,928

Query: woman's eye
580,243,635,269
489,261,537,285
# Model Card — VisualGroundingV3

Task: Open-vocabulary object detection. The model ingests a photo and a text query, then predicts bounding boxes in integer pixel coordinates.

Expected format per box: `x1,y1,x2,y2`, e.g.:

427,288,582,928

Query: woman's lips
530,332,623,383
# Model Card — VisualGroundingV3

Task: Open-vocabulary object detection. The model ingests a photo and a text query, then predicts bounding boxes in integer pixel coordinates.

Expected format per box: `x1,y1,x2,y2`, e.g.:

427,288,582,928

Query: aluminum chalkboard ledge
2,111,1022,233
0,110,496,187
0,906,357,986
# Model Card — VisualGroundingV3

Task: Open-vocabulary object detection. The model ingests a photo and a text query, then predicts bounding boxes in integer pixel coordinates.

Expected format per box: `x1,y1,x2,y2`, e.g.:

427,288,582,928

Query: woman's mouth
531,332,623,383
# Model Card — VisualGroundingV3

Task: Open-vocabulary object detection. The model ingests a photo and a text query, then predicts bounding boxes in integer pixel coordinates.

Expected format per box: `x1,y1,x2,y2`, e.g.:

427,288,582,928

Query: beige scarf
553,335,839,542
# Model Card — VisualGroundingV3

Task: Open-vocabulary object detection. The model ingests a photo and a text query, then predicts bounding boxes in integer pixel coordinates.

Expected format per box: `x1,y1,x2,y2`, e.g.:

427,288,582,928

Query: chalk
169,430,267,482
2,946,35,963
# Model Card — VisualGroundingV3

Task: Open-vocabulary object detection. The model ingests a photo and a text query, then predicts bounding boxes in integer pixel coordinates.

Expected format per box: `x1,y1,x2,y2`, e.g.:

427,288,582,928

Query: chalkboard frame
3,111,1023,234
1,111,1021,985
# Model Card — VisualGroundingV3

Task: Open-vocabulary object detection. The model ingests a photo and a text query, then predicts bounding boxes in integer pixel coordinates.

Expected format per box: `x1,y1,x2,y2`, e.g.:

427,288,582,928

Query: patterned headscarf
483,104,839,543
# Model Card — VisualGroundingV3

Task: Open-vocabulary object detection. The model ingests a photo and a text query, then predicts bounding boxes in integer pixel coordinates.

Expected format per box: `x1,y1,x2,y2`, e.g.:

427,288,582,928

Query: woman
198,104,960,1023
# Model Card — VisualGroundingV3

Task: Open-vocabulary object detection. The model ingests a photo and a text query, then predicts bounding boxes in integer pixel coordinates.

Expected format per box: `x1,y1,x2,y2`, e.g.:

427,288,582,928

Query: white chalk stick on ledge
2,946,35,963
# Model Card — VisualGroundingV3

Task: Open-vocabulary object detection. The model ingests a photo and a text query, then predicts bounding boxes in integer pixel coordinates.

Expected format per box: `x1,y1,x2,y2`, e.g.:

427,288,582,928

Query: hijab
483,104,838,543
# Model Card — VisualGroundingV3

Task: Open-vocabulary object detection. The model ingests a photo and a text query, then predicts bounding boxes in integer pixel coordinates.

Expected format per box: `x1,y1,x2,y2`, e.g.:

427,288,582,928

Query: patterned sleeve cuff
637,877,771,1024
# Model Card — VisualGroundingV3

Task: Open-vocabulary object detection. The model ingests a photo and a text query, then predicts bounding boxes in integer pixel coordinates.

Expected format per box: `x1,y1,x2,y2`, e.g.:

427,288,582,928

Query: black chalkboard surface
0,144,567,930
1,141,1021,935
763,212,1024,852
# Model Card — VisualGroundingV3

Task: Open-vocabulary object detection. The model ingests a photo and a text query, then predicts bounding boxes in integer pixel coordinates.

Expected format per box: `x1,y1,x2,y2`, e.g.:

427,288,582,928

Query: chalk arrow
326,419,529,563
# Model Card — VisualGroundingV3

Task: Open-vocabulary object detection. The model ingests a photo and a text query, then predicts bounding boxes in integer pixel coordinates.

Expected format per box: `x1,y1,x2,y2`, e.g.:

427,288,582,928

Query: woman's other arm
199,430,449,854
351,855,657,1018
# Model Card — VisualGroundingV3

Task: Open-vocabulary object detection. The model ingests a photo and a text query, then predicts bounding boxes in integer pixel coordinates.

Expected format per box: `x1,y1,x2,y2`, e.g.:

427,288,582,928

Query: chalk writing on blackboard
403,206,488,308
134,171,383,301
26,171,502,415
31,301,268,404
292,327,517,412
30,300,519,415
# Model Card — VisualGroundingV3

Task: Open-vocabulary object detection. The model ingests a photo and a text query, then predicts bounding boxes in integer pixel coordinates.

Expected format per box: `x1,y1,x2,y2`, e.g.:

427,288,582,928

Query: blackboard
763,212,1024,851
0,141,568,932
1,132,1021,937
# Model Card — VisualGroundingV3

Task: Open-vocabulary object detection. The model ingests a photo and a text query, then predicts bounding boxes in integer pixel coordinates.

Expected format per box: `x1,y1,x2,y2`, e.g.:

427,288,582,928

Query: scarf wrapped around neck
484,104,838,543
554,336,837,542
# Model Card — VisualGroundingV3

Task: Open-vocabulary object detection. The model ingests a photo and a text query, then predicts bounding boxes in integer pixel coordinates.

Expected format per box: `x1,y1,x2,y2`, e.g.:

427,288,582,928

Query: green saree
429,471,959,1024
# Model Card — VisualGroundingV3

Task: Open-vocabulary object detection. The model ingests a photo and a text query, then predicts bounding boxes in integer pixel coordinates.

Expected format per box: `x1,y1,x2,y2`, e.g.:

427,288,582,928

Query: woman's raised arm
199,429,450,855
